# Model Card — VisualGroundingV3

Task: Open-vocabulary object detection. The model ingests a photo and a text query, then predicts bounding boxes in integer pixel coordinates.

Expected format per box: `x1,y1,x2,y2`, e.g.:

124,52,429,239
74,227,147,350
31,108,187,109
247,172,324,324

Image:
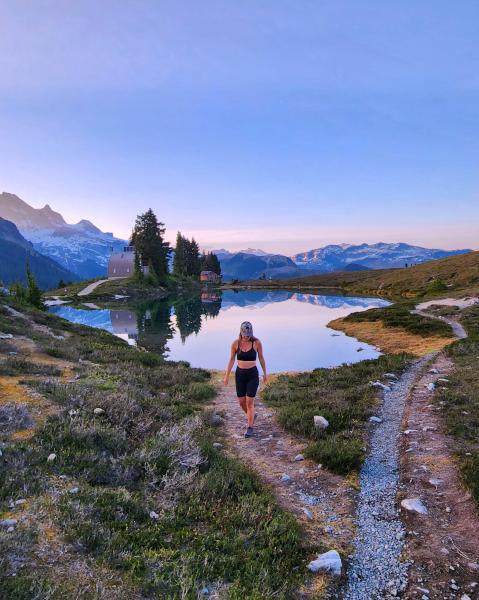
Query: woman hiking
223,321,268,438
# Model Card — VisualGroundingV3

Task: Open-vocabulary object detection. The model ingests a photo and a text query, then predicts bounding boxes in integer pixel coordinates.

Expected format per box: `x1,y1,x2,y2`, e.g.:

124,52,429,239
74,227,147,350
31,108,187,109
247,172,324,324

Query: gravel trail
344,308,466,599
344,353,436,599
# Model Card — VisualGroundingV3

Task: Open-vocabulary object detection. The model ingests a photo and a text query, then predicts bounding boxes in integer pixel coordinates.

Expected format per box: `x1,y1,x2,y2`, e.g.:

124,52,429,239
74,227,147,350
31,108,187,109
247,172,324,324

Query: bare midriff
237,360,256,369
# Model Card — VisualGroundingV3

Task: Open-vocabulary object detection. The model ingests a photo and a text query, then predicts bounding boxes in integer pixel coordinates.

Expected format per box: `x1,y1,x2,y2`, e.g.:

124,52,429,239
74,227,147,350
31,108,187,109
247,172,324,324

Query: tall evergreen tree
26,263,45,309
173,232,187,276
130,209,170,283
133,248,144,282
189,238,201,277
200,251,221,276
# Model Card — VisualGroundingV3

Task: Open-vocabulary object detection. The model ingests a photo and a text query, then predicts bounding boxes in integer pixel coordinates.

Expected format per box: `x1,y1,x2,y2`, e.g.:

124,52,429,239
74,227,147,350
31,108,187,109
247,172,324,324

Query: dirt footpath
400,353,479,599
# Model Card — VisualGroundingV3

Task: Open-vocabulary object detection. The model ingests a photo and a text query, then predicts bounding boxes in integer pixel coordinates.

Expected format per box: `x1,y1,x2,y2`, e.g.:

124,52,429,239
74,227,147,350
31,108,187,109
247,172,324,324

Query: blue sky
0,1,478,253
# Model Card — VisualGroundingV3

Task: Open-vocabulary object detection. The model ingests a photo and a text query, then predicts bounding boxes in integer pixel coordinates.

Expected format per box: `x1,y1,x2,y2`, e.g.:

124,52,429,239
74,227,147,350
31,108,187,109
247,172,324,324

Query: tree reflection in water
136,291,222,352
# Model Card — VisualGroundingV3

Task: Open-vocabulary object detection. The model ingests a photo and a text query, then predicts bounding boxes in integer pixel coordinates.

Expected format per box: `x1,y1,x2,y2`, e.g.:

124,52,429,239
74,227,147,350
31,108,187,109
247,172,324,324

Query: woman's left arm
256,340,268,384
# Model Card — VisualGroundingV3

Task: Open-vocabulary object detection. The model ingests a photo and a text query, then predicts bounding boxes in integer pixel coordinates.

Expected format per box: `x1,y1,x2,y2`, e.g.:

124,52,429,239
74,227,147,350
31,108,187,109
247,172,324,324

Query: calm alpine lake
49,290,390,372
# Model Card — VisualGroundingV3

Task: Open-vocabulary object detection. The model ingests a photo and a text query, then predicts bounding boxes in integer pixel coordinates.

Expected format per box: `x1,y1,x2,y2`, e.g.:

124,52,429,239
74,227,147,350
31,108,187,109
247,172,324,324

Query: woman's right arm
223,341,237,385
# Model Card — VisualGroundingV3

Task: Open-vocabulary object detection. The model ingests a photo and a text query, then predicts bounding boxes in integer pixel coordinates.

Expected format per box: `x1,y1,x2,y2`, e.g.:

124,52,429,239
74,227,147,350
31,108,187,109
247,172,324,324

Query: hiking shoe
244,427,254,438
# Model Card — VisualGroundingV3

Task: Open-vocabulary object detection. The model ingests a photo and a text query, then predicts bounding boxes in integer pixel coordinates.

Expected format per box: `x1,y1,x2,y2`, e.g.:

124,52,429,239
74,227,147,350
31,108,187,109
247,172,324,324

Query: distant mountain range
0,193,127,279
291,242,471,272
213,243,471,281
0,192,472,285
0,217,79,289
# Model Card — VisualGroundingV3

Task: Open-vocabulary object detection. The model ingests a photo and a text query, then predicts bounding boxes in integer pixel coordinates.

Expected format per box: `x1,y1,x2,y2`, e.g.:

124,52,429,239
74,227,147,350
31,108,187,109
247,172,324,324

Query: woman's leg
238,396,247,414
245,396,255,426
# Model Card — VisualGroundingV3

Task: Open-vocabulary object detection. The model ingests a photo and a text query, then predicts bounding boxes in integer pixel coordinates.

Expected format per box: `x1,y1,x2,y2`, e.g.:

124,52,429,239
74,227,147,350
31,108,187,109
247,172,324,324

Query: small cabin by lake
200,270,221,284
108,246,134,278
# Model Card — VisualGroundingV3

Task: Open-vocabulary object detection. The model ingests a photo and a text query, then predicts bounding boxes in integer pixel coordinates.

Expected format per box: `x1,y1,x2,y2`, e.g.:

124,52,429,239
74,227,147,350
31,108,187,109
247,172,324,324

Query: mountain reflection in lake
49,290,390,372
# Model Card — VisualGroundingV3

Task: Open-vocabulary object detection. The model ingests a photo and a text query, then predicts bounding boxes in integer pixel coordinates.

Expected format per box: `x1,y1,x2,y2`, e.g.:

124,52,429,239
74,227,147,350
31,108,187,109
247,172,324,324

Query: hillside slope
0,192,126,279
0,218,78,289
240,251,479,297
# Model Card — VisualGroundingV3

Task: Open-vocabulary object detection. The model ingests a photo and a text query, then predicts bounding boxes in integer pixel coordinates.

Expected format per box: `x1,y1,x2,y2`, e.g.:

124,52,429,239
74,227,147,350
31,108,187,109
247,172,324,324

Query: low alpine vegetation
262,353,411,474
0,301,311,598
436,305,479,505
344,302,454,338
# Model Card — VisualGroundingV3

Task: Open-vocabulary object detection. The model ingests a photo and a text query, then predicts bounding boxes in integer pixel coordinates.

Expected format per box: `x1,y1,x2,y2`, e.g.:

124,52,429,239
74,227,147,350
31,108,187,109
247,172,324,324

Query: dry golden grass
328,317,454,356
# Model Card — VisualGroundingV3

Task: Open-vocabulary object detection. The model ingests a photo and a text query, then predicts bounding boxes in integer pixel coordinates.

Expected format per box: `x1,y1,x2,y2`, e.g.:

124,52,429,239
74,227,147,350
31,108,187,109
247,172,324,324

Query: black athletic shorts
235,366,259,398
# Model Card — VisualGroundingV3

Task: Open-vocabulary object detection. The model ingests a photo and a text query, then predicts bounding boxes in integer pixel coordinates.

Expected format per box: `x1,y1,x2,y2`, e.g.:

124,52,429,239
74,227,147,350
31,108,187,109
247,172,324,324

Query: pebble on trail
47,453,56,462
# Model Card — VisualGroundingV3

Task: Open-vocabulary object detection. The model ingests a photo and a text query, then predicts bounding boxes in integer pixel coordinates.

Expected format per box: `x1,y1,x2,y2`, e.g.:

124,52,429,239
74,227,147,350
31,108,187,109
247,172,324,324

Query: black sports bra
237,340,257,361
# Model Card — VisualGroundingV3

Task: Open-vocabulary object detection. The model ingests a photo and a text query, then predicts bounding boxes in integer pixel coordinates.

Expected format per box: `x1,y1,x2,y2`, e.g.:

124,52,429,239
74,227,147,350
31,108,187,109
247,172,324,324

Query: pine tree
173,232,187,276
26,263,45,309
146,258,159,286
130,209,170,284
133,248,144,282
189,238,201,277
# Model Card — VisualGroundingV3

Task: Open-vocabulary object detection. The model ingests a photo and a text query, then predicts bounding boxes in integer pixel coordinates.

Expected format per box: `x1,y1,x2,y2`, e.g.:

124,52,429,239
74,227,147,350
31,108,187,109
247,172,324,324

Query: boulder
293,454,305,462
212,442,222,449
307,550,342,576
429,368,439,374
313,416,329,430
401,498,428,515
280,474,291,482
93,407,105,415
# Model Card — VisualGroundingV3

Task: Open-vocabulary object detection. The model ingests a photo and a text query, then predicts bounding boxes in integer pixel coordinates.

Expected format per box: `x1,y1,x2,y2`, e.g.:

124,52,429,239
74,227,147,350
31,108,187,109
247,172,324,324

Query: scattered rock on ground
0,519,18,527
401,498,428,515
293,453,305,462
313,415,329,430
47,453,56,462
369,416,382,423
93,407,105,415
369,381,392,391
307,550,342,575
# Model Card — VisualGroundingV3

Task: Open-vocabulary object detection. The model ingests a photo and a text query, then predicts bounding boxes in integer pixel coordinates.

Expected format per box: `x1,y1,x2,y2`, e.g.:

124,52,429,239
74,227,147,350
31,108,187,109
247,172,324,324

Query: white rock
47,453,57,462
93,407,105,415
429,368,439,374
460,595,471,600
0,449,2,457
69,409,79,416
369,381,392,391
0,519,18,527
369,416,383,423
293,454,305,462
68,487,79,494
428,478,443,487
0,333,13,339
401,498,428,515
426,383,436,391
280,474,291,482
307,550,342,576
212,442,222,449
437,378,450,383
7,526,14,533
14,499,26,505
313,415,329,430
303,508,314,521
149,510,159,520
384,373,398,379
403,429,418,435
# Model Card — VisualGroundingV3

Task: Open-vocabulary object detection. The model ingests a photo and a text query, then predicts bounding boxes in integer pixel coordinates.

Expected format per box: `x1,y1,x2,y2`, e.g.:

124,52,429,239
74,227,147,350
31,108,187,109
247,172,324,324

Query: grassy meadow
0,301,311,599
